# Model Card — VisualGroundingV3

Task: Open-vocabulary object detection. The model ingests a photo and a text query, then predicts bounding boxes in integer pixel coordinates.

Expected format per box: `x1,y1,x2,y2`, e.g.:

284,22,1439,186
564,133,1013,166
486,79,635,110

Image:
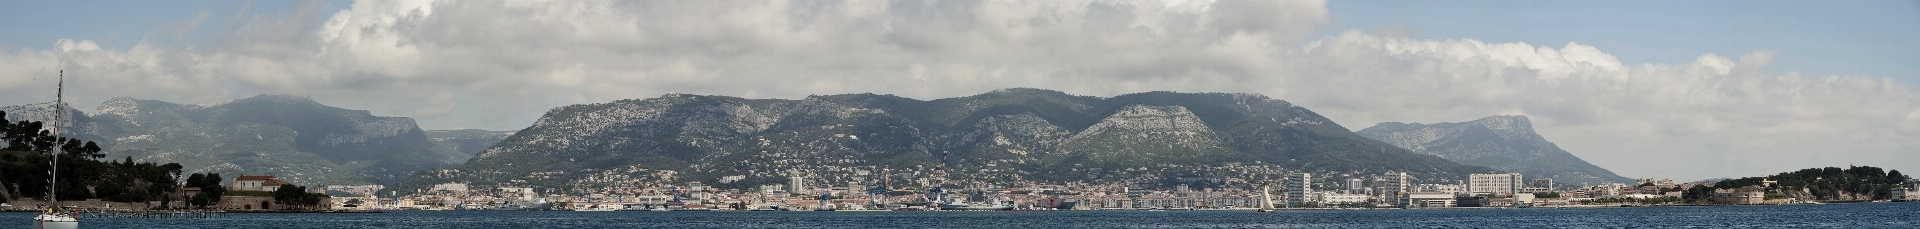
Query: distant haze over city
1,0,1915,181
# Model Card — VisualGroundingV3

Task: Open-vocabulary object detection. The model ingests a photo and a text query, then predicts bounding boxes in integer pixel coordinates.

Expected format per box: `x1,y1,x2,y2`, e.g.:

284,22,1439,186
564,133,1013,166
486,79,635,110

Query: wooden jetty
73,209,222,219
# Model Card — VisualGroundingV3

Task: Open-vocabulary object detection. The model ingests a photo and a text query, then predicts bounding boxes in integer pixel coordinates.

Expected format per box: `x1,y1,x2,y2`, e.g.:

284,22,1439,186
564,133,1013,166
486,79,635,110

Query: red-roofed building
182,187,203,197
234,175,292,191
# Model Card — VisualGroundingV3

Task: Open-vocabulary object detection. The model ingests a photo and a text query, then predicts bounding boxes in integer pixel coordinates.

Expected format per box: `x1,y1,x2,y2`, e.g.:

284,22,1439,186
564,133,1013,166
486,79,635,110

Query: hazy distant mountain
2,103,114,158
1356,115,1633,187
401,88,1495,192
2,102,103,138
5,94,466,185
426,129,514,158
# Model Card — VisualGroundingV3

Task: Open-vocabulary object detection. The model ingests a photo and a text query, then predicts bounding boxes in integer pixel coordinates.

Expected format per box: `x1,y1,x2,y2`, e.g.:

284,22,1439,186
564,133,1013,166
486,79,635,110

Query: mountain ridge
1357,115,1633,187
5,94,468,185
403,88,1497,193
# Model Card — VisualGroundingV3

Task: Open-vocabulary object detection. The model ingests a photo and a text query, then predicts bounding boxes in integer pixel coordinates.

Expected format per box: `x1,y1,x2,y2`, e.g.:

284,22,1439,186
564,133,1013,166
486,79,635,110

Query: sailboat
1256,186,1275,213
934,193,1013,211
34,70,79,229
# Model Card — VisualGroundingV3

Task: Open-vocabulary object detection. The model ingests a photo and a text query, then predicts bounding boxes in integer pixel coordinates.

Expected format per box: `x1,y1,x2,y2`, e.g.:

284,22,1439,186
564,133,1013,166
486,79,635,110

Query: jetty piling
73,209,220,219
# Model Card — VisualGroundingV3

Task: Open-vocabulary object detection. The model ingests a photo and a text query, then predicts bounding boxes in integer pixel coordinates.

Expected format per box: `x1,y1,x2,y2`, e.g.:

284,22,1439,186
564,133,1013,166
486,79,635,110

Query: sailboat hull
35,213,78,229
35,221,77,229
937,202,1015,211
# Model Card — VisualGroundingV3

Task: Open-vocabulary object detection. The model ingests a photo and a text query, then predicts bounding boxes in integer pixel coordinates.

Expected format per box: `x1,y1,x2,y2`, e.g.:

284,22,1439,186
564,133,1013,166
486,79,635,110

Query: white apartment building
1401,192,1456,208
1469,173,1524,196
1416,184,1465,194
1348,178,1366,195
1894,181,1920,201
1528,178,1555,191
1318,192,1370,204
1375,172,1408,203
789,176,807,194
1286,173,1313,206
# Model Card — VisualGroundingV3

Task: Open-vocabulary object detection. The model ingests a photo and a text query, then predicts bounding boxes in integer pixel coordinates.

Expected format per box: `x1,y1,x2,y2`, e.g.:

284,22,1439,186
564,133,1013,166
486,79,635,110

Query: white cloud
0,0,1912,180
1287,31,1918,180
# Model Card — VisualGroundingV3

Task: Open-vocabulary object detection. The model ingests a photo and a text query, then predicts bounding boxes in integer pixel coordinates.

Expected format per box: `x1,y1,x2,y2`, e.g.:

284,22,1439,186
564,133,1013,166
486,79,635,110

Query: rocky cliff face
404,89,1494,192
1,102,101,137
1357,115,1633,187
1059,105,1233,166
963,112,1071,160
5,95,466,185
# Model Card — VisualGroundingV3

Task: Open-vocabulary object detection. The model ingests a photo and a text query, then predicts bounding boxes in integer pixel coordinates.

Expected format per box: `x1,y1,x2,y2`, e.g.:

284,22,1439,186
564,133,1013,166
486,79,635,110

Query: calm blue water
8,203,1920,228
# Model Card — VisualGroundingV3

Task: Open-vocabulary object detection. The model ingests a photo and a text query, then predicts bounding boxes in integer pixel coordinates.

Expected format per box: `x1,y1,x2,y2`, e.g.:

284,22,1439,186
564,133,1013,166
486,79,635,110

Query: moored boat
34,208,78,229
35,70,78,229
572,204,622,211
750,205,784,211
937,199,1015,211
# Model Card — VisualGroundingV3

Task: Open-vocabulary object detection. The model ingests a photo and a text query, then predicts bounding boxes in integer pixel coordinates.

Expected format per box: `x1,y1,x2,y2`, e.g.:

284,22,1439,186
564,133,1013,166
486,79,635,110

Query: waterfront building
790,176,807,194
1347,178,1366,195
1893,182,1919,201
1201,196,1258,208
1468,173,1524,196
1528,178,1554,191
234,175,292,192
1375,172,1408,204
759,184,785,195
1401,192,1456,208
634,195,672,205
1453,195,1489,207
1512,193,1535,207
217,178,333,210
1522,189,1553,197
1711,186,1766,205
1286,173,1312,206
1319,192,1369,205
1416,184,1465,195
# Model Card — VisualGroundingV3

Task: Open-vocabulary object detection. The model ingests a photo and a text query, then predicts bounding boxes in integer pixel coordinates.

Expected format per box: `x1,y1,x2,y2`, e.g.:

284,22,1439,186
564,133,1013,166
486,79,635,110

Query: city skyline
1,0,1916,181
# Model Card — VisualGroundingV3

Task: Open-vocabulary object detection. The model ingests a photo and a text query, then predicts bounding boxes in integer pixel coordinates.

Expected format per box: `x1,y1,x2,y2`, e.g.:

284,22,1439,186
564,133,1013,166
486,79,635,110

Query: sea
8,202,1920,228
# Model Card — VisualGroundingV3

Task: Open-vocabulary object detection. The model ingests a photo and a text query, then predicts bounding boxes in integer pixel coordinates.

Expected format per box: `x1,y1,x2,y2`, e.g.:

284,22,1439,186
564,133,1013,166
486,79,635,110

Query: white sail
1258,186,1275,212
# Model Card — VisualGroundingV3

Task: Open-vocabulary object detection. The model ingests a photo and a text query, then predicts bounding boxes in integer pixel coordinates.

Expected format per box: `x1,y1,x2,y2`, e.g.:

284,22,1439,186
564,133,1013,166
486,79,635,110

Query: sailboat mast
882,166,890,206
48,70,63,207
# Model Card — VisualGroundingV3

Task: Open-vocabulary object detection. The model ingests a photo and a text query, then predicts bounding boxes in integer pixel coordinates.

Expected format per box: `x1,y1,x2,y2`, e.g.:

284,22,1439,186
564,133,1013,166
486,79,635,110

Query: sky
1,0,1915,181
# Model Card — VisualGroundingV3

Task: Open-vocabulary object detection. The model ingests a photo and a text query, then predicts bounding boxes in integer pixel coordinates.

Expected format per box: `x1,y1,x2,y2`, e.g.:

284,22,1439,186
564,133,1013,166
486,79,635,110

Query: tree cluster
2,111,106,159
0,111,183,205
1685,166,1907,202
184,173,227,208
272,184,328,210
1681,184,1715,202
